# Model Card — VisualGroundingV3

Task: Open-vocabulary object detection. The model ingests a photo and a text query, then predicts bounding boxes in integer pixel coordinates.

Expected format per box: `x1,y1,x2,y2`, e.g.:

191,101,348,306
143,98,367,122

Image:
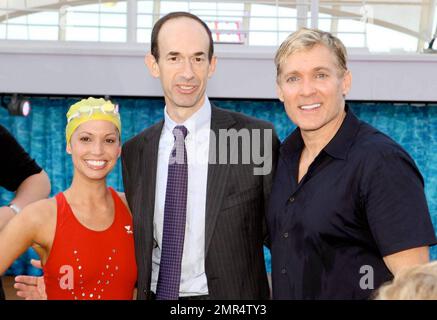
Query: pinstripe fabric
122,105,280,300
0,281,4,300
156,126,188,300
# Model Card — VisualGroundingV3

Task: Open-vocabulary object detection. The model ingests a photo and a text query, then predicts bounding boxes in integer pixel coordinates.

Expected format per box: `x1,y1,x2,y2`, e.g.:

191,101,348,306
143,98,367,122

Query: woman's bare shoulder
115,191,126,204
116,192,132,214
20,197,57,224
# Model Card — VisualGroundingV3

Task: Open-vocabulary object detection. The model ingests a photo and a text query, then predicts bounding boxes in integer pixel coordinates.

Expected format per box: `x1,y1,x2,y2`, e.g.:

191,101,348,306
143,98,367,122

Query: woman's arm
0,170,51,230
0,200,50,275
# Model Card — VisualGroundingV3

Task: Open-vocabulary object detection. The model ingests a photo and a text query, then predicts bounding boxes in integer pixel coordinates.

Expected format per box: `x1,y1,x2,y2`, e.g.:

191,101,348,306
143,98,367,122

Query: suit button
281,268,287,274
283,232,289,238
143,289,148,294
289,197,295,203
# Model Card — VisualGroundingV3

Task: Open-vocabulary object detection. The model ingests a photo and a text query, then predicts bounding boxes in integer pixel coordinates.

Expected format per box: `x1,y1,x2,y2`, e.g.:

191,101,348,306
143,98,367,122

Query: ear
276,82,285,103
207,55,217,78
342,70,352,96
66,142,72,154
117,145,121,159
145,52,160,78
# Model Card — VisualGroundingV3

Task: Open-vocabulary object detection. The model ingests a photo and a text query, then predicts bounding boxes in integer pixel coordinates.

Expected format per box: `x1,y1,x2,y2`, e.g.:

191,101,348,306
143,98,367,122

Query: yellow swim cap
65,97,121,145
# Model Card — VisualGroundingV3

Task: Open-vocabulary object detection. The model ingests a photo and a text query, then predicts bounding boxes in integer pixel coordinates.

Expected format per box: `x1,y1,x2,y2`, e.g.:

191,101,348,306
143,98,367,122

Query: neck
66,173,109,204
166,97,205,124
301,109,346,158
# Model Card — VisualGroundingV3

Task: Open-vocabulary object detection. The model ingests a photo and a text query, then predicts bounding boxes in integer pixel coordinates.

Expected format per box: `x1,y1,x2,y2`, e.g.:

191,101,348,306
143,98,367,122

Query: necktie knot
173,125,188,140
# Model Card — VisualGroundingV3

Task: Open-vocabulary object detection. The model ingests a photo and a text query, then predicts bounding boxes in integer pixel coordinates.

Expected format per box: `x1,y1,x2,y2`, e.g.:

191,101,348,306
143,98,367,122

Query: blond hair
374,261,437,300
275,28,348,78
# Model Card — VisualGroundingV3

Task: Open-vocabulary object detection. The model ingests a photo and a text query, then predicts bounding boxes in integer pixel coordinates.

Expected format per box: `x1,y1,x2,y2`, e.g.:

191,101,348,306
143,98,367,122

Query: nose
299,78,317,97
90,140,104,155
181,59,195,80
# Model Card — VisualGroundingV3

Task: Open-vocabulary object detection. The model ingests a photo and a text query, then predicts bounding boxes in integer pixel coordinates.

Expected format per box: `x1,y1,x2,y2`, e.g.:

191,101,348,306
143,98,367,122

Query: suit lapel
140,121,163,247
205,105,236,255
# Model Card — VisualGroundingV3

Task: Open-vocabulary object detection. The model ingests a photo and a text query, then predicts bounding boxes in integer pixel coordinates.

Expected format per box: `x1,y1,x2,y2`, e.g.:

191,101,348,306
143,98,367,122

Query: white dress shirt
151,97,211,296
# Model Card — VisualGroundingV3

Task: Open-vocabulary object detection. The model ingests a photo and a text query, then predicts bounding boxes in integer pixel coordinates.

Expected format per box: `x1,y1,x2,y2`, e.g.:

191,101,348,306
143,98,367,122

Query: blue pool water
0,97,436,275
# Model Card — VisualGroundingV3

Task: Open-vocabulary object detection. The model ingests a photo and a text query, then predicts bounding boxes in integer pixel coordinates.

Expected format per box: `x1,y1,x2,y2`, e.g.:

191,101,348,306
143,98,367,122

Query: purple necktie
156,125,188,300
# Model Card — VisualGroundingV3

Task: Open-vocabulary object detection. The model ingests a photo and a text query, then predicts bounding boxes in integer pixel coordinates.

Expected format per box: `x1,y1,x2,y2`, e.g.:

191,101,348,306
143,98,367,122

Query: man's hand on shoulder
14,259,47,300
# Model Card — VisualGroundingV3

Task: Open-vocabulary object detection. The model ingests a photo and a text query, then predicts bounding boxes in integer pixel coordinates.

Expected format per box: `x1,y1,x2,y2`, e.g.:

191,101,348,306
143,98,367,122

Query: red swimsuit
43,188,137,300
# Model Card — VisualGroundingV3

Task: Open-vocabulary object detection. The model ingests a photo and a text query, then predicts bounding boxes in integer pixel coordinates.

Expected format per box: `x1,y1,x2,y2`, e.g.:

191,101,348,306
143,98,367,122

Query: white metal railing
0,0,435,52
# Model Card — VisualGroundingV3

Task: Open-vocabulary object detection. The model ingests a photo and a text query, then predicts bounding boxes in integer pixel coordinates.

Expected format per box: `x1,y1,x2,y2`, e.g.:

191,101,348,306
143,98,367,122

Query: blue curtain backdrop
0,97,436,276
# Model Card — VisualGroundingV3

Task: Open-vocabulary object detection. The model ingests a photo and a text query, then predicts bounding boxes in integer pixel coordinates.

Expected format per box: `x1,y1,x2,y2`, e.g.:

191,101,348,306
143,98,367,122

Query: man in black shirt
0,124,50,299
268,28,437,299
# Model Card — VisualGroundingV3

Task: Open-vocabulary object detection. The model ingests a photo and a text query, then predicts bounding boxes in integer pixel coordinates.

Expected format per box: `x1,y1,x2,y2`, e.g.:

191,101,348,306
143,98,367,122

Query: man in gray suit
121,12,279,300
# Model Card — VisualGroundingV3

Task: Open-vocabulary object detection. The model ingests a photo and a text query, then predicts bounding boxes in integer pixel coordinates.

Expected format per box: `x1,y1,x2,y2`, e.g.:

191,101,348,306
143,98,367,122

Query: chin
298,122,324,132
86,173,110,181
80,168,111,181
174,94,202,107
175,100,199,109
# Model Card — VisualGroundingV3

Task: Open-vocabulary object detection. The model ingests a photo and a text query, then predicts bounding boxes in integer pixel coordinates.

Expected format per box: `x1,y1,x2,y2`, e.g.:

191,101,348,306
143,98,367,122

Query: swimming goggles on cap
67,103,119,123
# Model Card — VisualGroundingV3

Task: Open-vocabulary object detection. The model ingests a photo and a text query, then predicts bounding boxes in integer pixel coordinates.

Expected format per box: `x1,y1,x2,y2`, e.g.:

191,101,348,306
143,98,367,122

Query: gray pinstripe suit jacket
121,105,279,300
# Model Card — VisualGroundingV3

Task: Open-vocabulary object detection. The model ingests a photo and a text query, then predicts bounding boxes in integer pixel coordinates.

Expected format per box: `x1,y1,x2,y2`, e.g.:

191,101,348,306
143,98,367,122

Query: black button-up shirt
267,106,436,300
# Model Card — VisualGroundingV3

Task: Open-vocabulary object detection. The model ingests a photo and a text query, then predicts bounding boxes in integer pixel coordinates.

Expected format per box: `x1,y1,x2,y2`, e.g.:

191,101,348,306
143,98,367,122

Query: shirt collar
280,127,304,157
323,104,361,160
280,104,361,160
164,96,211,136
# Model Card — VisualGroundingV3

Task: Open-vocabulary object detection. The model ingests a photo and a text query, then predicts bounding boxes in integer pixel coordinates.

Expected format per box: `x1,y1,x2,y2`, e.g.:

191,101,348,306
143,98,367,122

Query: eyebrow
283,66,333,77
167,51,206,57
79,132,117,136
313,67,332,72
167,51,180,56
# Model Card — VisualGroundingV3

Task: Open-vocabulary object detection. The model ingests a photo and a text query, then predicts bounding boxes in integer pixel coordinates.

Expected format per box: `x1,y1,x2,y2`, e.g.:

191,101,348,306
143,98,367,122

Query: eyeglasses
67,103,119,123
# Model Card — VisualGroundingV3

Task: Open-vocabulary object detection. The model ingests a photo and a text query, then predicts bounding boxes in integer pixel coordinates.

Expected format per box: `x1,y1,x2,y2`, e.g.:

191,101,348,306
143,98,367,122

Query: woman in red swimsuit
0,97,137,300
